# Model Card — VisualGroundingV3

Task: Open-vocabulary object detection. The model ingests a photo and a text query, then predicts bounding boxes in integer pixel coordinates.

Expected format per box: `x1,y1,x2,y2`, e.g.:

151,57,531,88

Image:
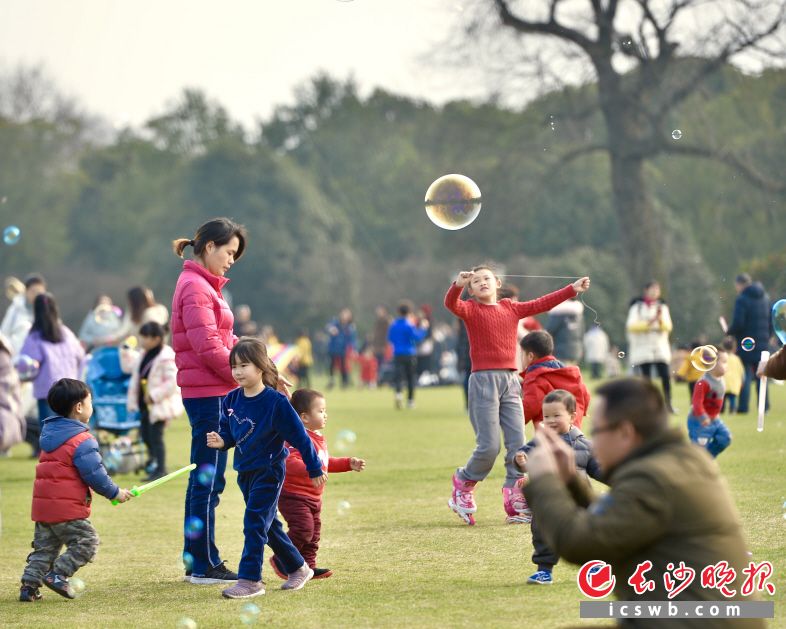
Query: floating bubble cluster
690,345,718,372
3,225,21,245
424,174,482,230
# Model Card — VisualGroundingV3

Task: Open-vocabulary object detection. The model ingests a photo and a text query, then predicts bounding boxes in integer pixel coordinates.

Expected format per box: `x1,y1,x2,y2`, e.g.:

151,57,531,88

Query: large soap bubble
424,174,482,230
773,299,786,345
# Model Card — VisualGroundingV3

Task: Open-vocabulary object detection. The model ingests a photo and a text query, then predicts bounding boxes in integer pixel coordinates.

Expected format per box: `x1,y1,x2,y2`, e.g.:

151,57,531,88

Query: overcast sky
0,0,480,128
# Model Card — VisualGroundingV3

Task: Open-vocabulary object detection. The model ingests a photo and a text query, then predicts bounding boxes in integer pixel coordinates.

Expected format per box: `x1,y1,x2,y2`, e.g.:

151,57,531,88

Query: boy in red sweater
444,265,590,525
687,348,731,457
270,389,365,579
519,330,591,429
19,379,133,602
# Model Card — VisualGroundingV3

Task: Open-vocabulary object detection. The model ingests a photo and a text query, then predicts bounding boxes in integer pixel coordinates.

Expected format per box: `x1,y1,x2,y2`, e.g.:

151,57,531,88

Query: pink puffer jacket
171,260,238,398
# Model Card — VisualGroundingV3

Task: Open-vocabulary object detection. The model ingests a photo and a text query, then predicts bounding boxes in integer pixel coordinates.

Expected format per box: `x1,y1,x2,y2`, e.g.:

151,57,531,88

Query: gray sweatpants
458,370,526,487
21,519,100,585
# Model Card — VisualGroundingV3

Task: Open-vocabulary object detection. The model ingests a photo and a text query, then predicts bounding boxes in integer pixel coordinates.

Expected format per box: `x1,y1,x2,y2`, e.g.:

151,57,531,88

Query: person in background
0,332,25,453
19,293,86,458
583,323,610,379
77,295,124,352
388,300,429,409
100,286,169,346
727,273,770,414
294,329,313,389
325,309,356,389
1,274,47,355
371,306,391,384
721,337,744,414
545,298,584,365
233,305,258,338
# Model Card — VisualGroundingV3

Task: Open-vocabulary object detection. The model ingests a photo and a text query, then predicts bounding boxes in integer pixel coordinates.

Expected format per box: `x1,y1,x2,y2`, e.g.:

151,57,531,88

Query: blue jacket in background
218,387,323,475
388,317,427,356
728,283,771,364
39,416,119,499
326,319,357,356
519,426,602,482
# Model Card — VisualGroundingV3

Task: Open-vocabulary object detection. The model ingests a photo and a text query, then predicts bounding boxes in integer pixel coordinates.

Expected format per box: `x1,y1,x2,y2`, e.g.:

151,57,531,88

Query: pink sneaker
448,472,477,525
502,483,532,524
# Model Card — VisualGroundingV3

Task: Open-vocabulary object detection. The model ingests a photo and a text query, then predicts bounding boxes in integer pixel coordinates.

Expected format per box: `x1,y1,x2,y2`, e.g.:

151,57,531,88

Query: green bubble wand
111,463,196,505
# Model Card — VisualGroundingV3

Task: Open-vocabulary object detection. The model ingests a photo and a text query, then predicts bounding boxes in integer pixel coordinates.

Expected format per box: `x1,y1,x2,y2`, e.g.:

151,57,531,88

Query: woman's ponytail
172,238,193,258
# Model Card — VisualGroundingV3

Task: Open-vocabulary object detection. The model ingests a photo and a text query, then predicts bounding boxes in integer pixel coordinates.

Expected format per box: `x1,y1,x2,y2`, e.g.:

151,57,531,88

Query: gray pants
458,370,526,487
21,519,100,585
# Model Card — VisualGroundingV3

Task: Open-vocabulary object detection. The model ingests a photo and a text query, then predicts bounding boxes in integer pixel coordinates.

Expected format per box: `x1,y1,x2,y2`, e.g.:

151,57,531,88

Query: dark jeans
589,362,603,379
531,515,557,572
140,407,166,473
22,519,100,585
328,355,350,387
29,400,54,456
182,396,228,576
236,467,305,582
636,362,672,404
722,393,737,414
278,491,322,569
738,361,769,414
394,355,417,401
296,364,311,389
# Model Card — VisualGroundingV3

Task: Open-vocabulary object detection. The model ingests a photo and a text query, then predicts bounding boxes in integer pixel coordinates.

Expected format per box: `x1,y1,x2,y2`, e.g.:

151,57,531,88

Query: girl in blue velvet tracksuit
207,337,326,600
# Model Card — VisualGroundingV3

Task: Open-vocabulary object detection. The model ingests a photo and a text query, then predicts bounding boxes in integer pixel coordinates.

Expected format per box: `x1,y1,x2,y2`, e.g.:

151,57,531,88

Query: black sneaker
190,561,238,585
183,571,192,583
312,567,333,579
19,583,43,602
43,572,75,599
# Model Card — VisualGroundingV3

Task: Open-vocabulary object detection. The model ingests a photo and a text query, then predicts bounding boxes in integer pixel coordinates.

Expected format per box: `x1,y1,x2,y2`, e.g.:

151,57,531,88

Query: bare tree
456,0,786,285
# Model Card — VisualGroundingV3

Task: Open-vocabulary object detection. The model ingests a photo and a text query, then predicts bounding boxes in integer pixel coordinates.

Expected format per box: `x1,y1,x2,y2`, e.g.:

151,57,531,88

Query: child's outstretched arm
72,435,122,500
512,279,587,318
444,272,474,318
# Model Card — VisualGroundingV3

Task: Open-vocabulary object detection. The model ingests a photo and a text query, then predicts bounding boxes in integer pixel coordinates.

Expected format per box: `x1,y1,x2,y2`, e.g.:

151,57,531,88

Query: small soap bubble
1,196,7,203
70,577,86,598
177,618,197,629
671,129,682,140
335,429,357,453
181,551,194,572
14,354,40,382
741,337,755,352
690,345,717,372
185,516,204,540
240,602,261,625
617,351,626,359
197,463,216,487
337,500,352,516
3,225,21,245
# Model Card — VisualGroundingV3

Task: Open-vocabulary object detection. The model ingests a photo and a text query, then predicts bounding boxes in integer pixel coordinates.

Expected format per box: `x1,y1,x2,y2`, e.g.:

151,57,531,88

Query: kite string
503,273,601,325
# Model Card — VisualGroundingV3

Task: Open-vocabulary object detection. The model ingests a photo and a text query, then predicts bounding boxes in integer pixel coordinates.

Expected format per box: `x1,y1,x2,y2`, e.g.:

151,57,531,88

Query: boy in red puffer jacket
19,379,133,602
269,389,365,580
520,330,591,429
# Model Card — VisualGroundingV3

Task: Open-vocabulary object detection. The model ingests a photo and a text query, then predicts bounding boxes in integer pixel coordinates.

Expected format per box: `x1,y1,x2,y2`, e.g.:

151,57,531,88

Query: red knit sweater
691,376,724,419
282,430,352,499
444,283,577,372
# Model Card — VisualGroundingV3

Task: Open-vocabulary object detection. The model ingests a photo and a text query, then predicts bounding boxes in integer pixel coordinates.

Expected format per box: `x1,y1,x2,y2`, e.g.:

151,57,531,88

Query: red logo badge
577,561,616,599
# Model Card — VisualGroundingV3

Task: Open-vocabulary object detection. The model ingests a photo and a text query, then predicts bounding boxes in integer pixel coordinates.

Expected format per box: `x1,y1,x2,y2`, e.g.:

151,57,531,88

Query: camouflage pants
21,519,100,585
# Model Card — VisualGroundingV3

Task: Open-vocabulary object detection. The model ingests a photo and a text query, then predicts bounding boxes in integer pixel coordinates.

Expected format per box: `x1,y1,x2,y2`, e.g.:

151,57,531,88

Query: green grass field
1,377,784,628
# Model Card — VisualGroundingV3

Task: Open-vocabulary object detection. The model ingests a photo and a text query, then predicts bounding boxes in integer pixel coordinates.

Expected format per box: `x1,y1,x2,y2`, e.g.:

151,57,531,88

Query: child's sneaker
268,555,287,580
394,392,403,409
527,570,553,585
190,561,238,585
19,583,43,602
406,400,416,409
43,572,76,599
448,471,477,525
502,482,532,524
221,579,265,599
312,567,333,579
281,563,314,590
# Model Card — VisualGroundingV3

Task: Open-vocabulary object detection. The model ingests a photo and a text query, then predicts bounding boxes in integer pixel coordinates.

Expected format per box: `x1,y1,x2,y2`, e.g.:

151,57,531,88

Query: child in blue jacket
387,300,429,409
19,379,132,602
207,337,326,599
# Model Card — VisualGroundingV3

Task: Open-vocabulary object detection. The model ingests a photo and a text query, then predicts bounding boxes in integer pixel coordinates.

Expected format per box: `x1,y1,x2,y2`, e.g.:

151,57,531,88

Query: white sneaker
281,563,314,590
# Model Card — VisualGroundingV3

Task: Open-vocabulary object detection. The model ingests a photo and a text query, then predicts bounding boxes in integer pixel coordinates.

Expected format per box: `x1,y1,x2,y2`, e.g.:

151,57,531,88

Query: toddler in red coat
18,379,133,603
270,389,365,579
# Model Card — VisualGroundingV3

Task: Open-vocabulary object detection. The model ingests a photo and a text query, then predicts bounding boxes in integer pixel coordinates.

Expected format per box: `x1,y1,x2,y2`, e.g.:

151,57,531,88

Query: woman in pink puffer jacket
171,217,247,585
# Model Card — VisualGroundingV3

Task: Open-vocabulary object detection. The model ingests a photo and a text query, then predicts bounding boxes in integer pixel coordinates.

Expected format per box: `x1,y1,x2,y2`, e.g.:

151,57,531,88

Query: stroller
85,346,146,476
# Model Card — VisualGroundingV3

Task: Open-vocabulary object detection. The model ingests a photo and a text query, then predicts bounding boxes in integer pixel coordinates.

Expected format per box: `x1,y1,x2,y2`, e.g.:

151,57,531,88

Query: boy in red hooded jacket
520,330,591,429
19,379,133,602
269,389,365,580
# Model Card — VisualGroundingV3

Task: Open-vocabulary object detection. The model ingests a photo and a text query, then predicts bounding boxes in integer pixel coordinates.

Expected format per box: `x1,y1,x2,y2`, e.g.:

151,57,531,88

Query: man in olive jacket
524,378,765,628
